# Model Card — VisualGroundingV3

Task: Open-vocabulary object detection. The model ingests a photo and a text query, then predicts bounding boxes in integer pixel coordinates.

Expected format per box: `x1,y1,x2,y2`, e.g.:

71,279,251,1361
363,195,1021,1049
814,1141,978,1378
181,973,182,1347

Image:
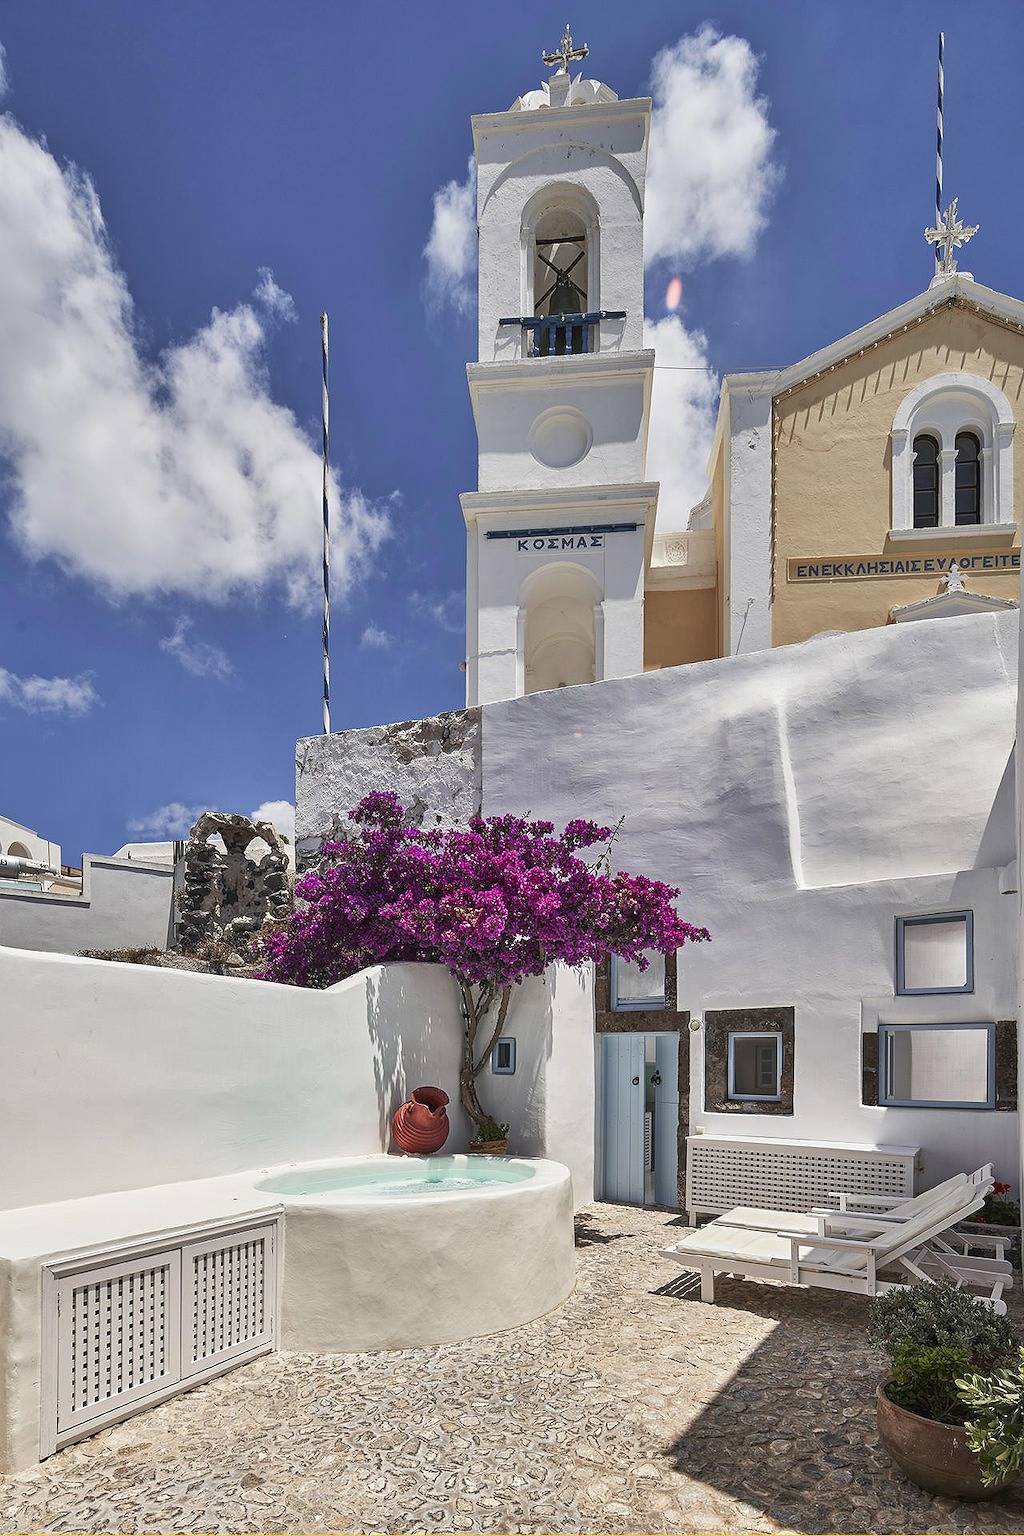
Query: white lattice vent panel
56,1250,181,1437
686,1136,917,1218
44,1220,277,1456
186,1229,273,1372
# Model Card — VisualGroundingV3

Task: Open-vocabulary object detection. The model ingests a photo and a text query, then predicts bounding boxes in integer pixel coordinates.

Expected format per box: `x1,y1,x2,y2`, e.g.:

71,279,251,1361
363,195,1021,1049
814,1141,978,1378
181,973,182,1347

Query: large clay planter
467,1139,508,1156
876,1384,1015,1500
391,1086,450,1154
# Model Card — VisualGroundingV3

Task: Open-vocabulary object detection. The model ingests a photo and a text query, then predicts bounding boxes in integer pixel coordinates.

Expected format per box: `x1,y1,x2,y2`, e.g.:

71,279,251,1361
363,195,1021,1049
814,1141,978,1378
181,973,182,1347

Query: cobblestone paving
4,1202,1024,1533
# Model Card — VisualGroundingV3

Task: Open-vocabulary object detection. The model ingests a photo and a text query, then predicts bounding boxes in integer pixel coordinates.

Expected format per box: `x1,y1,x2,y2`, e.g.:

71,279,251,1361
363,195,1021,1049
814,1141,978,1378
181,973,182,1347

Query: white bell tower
461,28,657,706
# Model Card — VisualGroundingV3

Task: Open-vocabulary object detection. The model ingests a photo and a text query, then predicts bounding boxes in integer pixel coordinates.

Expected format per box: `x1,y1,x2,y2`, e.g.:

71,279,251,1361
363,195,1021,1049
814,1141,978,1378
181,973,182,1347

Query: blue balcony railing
499,310,626,357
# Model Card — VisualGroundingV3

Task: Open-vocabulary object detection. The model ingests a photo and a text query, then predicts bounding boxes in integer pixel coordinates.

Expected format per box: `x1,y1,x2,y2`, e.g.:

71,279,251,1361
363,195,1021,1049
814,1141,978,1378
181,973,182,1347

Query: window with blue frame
895,911,973,996
491,1037,516,1075
727,1031,783,1102
879,1022,994,1109
610,951,666,1011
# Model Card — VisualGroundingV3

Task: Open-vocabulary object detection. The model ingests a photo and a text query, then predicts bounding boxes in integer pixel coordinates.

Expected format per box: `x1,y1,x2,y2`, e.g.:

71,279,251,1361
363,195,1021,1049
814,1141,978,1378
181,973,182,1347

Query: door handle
631,1075,640,1085
651,1071,662,1087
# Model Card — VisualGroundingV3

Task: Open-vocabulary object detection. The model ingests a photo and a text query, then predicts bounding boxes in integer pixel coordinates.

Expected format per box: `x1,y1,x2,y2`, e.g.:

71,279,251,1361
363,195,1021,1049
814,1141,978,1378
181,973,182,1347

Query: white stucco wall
720,378,774,655
481,612,1020,1186
0,949,594,1214
0,855,175,955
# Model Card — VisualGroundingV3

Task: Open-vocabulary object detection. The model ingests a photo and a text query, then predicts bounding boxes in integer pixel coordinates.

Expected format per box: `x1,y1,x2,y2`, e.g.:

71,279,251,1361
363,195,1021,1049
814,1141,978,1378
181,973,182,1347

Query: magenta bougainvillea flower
261,791,709,990
261,793,709,1128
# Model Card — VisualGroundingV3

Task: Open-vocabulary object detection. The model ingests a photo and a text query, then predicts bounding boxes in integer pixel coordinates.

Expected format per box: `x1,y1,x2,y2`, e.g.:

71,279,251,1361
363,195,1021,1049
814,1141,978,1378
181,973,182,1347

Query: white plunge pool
259,1154,575,1353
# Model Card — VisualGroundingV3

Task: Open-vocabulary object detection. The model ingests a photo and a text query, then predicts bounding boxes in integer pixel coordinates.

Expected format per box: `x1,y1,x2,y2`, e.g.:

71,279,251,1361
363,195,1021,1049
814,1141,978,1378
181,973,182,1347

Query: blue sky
1,1,1022,860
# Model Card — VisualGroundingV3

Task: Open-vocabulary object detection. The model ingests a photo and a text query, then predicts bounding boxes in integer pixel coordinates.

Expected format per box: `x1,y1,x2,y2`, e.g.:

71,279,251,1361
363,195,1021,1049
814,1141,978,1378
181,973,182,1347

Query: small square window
896,911,973,995
727,1032,782,1102
610,952,666,1012
879,1022,994,1108
492,1037,516,1075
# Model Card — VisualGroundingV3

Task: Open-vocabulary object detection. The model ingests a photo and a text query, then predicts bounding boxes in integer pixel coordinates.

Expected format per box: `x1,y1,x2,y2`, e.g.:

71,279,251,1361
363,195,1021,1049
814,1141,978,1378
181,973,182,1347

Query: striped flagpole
935,31,944,275
320,311,331,737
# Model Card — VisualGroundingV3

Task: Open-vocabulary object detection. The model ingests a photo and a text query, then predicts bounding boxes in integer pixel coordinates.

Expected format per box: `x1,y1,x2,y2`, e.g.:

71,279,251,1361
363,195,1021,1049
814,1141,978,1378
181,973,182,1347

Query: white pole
320,312,330,737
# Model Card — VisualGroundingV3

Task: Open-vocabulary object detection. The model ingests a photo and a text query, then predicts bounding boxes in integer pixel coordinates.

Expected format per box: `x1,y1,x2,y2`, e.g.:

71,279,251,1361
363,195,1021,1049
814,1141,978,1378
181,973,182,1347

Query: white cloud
0,111,391,607
643,314,718,531
159,616,233,680
128,797,295,843
127,802,204,838
423,157,476,313
252,266,296,321
0,666,98,716
250,799,295,842
360,623,393,649
645,26,777,268
411,589,463,634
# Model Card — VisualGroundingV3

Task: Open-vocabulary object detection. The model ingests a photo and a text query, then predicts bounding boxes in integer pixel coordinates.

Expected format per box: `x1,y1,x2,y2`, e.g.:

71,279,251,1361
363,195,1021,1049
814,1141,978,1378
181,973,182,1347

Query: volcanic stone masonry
176,812,292,959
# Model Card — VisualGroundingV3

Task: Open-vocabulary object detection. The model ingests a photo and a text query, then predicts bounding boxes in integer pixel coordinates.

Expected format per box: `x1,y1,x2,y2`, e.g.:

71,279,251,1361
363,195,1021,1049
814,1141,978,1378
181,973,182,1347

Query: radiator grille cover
185,1229,273,1371
47,1220,276,1453
686,1135,917,1217
56,1250,181,1433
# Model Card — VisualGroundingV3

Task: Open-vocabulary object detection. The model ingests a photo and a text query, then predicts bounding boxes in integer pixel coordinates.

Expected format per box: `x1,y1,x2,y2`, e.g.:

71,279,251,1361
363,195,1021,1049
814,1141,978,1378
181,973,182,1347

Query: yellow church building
649,269,1021,668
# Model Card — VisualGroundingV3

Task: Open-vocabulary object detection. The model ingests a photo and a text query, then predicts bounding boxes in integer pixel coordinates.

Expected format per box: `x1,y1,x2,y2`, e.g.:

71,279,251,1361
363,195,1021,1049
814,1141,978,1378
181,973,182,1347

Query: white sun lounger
676,1167,1011,1275
707,1172,973,1238
660,1178,1009,1312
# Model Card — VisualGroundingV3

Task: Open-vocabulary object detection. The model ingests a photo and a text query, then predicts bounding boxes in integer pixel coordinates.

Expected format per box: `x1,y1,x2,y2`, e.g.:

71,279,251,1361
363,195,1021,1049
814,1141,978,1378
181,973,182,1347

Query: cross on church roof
924,197,979,276
542,23,588,76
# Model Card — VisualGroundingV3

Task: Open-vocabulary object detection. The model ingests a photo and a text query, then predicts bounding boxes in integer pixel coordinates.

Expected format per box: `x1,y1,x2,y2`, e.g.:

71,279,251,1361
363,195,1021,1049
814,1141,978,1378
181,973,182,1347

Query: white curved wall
0,952,595,1213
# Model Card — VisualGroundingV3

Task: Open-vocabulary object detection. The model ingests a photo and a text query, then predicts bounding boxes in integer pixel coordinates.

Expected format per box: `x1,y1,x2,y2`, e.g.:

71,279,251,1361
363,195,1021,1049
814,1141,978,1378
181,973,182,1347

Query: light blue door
653,1033,680,1208
600,1032,645,1204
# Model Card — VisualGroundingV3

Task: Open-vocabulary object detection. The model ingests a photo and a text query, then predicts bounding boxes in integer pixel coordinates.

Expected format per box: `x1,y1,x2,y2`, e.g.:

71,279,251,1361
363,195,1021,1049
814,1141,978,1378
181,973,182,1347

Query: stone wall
295,708,481,865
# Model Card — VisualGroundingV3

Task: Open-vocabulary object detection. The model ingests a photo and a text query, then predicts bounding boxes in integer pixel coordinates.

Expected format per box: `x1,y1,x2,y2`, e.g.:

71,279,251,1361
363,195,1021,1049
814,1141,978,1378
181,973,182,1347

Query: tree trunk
457,979,512,1128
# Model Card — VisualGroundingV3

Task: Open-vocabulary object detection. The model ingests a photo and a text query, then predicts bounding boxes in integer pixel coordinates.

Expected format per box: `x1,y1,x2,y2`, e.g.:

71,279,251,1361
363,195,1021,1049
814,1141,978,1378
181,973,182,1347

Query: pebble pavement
4,1202,1024,1533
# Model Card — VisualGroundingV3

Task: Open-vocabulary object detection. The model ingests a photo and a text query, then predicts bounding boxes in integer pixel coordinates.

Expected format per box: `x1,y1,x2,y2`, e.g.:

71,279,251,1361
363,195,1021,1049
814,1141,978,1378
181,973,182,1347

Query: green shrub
958,1347,1024,1487
471,1115,510,1144
870,1281,1018,1369
889,1344,973,1424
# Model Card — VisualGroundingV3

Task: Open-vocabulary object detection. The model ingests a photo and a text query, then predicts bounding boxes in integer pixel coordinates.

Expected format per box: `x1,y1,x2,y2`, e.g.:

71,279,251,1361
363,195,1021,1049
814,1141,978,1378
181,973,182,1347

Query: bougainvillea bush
262,792,709,1129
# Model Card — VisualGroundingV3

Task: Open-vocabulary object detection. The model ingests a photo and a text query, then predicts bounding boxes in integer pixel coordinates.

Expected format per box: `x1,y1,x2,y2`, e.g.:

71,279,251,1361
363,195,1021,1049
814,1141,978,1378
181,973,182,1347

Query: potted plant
870,1282,1019,1499
958,1346,1024,1489
467,1115,510,1156
262,793,709,1146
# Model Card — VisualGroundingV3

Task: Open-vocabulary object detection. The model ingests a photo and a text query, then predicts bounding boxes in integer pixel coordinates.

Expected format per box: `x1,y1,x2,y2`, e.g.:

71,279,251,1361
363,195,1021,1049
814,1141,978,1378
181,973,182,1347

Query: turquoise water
257,1156,534,1199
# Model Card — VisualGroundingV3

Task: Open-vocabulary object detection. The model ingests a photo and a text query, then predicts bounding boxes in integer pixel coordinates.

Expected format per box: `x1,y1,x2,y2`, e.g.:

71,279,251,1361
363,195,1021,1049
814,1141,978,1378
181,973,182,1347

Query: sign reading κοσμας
787,550,1021,582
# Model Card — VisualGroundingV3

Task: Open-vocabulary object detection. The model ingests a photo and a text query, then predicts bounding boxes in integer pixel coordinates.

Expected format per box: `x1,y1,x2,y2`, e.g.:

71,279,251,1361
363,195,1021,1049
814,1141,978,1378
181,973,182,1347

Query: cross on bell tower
542,23,588,76
924,197,979,277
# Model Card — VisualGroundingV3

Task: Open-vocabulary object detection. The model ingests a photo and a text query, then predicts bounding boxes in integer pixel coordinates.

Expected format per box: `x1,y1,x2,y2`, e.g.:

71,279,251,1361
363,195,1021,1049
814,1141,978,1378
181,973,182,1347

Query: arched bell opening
520,185,601,358
532,207,588,355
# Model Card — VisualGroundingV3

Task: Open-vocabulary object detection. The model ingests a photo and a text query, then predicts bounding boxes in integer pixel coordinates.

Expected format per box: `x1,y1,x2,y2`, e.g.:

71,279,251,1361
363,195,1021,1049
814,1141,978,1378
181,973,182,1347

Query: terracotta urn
391,1086,450,1155
876,1384,1015,1500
